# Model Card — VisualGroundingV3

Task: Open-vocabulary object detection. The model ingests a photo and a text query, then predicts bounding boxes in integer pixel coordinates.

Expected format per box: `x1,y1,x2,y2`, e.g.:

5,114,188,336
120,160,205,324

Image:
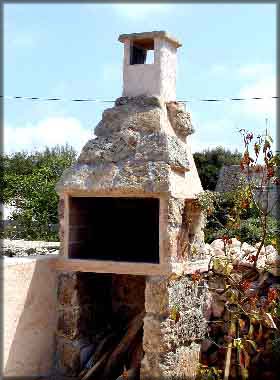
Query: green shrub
1,145,76,241
204,215,278,245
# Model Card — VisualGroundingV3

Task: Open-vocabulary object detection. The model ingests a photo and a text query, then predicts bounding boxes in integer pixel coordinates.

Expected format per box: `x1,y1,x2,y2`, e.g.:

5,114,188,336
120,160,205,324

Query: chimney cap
118,30,182,48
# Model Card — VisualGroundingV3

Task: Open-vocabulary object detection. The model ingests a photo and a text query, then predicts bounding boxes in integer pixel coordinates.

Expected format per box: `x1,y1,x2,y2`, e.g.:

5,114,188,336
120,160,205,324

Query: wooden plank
80,350,111,380
103,312,145,377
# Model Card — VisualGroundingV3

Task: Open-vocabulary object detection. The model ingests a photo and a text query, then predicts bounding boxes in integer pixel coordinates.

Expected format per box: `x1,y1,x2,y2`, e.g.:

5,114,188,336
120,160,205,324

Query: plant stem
224,342,232,380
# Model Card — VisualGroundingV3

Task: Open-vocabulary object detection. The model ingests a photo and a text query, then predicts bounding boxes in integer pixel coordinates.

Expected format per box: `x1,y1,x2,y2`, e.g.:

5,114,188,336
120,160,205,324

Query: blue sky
4,3,277,154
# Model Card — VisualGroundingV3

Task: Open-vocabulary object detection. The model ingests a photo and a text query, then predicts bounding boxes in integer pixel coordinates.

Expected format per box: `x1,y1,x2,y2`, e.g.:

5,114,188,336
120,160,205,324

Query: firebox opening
68,196,160,263
56,272,146,379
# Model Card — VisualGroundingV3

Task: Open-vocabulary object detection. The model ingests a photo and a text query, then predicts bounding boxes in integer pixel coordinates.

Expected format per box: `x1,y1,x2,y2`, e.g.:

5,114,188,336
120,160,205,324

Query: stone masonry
55,31,209,379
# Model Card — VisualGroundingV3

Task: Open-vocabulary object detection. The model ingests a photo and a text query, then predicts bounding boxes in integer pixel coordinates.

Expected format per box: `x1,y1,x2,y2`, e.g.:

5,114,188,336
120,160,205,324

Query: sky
4,3,277,155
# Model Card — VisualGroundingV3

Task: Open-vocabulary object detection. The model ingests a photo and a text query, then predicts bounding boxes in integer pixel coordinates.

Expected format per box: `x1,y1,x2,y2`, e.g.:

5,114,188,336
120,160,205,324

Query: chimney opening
130,38,154,65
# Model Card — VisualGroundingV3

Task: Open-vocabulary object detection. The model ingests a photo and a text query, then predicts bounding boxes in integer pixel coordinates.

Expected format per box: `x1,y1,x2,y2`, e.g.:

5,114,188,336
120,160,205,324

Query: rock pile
201,238,280,380
1,239,60,257
205,238,280,276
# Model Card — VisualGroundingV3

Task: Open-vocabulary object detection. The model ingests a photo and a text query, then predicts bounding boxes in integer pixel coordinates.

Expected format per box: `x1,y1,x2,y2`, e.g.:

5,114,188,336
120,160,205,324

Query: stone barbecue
55,31,209,380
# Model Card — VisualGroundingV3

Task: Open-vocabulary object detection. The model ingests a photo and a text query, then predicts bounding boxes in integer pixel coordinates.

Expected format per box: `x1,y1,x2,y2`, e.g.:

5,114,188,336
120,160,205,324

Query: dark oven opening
68,197,160,263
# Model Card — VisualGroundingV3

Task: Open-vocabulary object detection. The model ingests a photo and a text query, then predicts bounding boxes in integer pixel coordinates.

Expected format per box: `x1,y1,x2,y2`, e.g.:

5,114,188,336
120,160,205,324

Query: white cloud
238,74,276,126
208,63,277,138
4,117,91,154
238,63,275,79
190,63,277,152
113,3,172,19
209,63,276,80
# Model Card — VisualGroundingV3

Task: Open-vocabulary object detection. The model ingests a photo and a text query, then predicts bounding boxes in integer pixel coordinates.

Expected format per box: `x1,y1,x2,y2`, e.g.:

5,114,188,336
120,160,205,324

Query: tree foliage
1,145,77,241
200,189,278,245
194,147,242,190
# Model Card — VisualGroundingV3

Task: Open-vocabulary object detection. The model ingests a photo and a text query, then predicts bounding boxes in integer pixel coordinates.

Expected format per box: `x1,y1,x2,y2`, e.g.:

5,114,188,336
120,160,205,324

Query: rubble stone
1,239,59,257
56,161,173,194
57,306,94,340
78,131,190,173
57,273,78,306
140,352,163,379
166,101,194,138
94,102,162,137
56,339,81,376
210,239,225,251
167,197,185,227
115,95,162,108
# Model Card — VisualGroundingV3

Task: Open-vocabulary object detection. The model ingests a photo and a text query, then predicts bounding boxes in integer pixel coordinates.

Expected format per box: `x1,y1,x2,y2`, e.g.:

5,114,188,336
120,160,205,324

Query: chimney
56,30,205,274
55,32,208,380
119,30,181,101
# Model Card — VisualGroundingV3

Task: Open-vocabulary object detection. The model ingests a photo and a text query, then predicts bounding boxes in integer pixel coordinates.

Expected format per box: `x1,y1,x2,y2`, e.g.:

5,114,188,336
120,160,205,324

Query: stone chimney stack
56,32,208,380
56,30,205,275
119,31,181,101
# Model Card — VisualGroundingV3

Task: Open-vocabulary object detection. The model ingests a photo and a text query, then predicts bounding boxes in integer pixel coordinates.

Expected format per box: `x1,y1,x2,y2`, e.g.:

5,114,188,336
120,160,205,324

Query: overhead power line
0,95,278,103
1,95,114,103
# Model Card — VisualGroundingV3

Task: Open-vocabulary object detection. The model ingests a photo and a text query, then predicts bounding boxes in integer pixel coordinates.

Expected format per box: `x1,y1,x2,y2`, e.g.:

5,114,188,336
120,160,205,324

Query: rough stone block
136,133,189,171
143,314,167,353
145,276,169,315
167,197,185,226
57,273,78,306
94,103,162,137
78,130,139,164
57,306,94,340
140,352,163,379
172,343,201,379
166,101,194,138
167,225,181,259
55,162,118,194
112,274,146,321
56,339,81,376
56,160,172,194
57,272,98,307
115,95,162,108
57,308,80,339
114,161,171,193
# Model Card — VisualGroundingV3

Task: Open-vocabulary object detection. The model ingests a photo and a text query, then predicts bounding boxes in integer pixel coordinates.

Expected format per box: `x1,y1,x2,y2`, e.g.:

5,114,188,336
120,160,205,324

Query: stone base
141,275,210,380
